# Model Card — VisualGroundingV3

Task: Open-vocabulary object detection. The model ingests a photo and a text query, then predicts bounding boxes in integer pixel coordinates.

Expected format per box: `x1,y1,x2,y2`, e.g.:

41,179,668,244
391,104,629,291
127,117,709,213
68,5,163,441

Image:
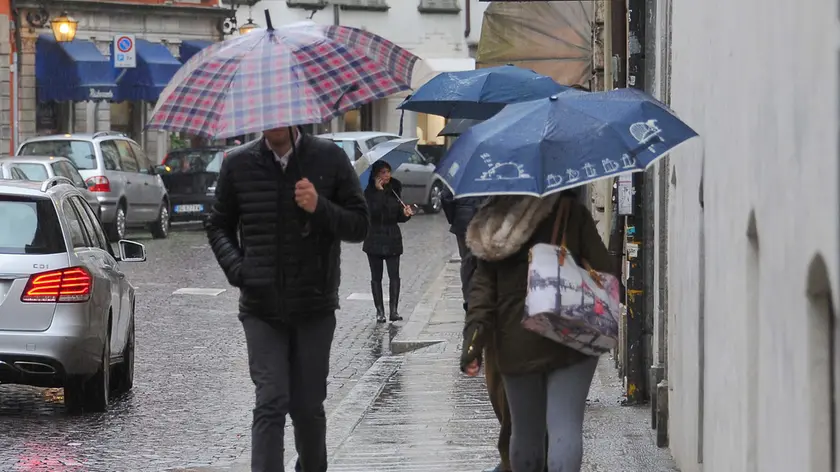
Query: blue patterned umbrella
435,88,699,198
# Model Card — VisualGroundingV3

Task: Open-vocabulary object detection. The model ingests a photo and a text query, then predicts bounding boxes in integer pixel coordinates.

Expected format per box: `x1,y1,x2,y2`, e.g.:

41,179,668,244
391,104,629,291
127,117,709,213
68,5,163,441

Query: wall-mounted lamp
50,11,78,42
238,18,259,35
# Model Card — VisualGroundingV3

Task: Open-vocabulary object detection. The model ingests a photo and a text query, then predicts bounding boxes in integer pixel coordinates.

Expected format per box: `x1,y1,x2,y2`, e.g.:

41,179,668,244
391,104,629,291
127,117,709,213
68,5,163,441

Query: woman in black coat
363,160,414,323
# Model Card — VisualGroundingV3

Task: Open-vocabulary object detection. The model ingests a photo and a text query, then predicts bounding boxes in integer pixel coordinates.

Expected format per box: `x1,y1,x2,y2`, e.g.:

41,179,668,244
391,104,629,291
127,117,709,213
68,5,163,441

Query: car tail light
85,176,111,193
21,267,92,303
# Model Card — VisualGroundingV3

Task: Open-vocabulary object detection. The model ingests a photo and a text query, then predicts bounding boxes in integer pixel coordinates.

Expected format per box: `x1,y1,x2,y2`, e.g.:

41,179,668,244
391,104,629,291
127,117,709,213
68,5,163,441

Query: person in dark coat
363,160,414,323
460,191,619,472
442,189,486,312
205,126,369,472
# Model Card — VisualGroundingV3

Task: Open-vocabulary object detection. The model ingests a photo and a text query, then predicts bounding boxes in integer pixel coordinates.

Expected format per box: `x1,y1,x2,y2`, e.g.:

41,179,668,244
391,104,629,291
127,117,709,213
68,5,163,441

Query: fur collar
466,194,562,261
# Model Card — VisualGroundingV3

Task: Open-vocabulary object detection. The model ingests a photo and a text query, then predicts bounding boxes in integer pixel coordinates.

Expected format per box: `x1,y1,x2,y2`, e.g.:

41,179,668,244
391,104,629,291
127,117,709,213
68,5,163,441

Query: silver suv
0,177,145,412
17,132,171,241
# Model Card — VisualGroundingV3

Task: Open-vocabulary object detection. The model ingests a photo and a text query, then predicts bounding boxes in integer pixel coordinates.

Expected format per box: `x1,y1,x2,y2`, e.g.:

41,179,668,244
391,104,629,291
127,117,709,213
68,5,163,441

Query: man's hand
295,178,319,213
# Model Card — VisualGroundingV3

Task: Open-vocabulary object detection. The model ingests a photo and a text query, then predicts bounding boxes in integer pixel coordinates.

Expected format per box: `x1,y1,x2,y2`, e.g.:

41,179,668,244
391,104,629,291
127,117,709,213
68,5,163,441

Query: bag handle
550,198,572,247
550,198,602,287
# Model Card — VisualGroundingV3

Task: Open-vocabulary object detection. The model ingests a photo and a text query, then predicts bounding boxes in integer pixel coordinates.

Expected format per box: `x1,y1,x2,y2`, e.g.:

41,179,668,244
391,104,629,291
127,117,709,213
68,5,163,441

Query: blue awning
113,39,182,102
36,34,117,102
179,40,214,64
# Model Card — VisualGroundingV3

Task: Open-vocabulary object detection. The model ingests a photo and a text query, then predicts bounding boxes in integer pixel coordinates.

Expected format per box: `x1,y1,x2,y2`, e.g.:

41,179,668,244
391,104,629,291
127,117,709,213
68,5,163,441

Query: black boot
389,278,403,322
372,281,386,323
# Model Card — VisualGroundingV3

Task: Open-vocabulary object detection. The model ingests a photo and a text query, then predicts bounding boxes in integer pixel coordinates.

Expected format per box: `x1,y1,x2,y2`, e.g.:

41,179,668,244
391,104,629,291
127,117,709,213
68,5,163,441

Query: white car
315,131,401,162
0,155,101,216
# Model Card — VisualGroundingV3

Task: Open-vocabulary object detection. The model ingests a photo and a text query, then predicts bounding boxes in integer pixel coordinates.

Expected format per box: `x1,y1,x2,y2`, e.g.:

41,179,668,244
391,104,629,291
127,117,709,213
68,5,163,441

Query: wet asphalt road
0,213,453,472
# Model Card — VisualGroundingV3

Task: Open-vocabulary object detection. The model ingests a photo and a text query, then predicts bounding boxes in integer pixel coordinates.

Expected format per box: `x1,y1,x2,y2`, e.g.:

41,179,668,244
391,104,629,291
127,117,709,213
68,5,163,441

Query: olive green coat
461,195,619,375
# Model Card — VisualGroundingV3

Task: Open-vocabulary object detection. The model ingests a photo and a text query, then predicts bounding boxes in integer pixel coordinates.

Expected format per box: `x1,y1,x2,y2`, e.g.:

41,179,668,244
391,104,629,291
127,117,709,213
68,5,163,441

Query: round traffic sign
117,36,133,53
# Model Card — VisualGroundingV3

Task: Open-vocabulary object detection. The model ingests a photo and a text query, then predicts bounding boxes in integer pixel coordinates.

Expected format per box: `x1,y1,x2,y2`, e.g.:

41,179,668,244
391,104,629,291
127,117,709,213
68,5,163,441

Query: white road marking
172,288,226,296
346,292,389,301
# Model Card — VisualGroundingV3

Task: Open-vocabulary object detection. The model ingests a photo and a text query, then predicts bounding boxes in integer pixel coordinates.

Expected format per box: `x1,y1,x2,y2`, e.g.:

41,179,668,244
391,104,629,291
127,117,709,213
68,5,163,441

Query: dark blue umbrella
435,88,699,198
397,65,569,120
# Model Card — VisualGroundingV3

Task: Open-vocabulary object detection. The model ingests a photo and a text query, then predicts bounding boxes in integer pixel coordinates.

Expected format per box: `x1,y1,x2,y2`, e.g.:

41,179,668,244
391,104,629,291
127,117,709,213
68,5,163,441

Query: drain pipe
464,0,470,38
11,7,22,153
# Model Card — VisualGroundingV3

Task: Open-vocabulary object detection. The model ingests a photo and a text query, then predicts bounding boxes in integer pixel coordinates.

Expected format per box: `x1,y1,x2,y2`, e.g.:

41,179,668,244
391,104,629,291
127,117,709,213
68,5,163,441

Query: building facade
236,0,487,144
12,0,227,162
643,0,840,469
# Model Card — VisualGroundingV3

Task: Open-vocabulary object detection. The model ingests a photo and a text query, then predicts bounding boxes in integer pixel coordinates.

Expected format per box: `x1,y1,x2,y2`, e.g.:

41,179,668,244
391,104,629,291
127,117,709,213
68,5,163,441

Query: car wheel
112,316,134,394
150,201,170,239
64,331,111,413
423,181,444,214
106,204,127,241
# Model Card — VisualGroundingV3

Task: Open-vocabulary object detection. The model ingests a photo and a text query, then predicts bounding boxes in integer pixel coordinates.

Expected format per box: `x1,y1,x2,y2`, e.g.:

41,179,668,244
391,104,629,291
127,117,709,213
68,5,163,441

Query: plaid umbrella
147,17,420,138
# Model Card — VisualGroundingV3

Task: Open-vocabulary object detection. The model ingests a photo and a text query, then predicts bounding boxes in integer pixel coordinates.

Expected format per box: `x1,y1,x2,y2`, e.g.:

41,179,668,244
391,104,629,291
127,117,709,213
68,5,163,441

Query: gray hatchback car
0,177,146,412
17,132,171,241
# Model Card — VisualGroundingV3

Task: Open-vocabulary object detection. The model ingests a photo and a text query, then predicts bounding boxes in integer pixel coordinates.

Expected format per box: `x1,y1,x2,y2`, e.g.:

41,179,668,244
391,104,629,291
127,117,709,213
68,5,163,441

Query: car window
165,150,224,174
408,150,426,165
11,163,49,181
128,142,153,174
100,140,122,171
332,140,363,161
18,140,97,170
51,161,84,187
115,140,139,173
61,200,90,249
0,196,66,254
61,162,87,187
370,136,396,148
70,196,108,251
10,167,26,180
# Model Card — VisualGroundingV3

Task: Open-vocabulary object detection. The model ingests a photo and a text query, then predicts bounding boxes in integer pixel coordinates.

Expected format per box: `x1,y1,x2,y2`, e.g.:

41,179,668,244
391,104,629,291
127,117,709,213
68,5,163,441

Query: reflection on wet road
0,214,452,471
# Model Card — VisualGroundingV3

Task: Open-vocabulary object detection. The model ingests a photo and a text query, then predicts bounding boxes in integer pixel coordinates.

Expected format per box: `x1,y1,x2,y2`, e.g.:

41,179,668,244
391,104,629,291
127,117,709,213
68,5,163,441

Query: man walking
206,126,368,472
442,191,485,312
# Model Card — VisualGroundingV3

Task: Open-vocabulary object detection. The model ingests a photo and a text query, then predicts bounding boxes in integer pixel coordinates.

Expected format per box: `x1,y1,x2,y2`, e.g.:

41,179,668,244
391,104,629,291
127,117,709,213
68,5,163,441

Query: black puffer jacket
442,188,486,238
205,133,369,323
362,167,410,257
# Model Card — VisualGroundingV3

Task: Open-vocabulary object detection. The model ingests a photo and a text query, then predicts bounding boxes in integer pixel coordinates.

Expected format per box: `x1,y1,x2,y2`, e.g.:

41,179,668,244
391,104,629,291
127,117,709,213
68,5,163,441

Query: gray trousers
502,357,598,472
456,234,477,310
241,313,337,472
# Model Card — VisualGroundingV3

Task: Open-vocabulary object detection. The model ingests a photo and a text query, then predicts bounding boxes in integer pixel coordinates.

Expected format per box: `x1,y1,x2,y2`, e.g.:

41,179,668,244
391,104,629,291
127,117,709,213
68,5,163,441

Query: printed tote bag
523,199,621,356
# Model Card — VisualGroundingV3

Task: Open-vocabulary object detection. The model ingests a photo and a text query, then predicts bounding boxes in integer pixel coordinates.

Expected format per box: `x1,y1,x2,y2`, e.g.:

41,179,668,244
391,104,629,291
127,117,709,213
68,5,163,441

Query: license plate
174,204,204,213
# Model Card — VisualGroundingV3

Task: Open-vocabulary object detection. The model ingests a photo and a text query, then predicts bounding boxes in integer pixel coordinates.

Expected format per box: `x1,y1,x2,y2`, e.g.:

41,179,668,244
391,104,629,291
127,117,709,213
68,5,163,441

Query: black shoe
388,278,403,321
372,281,386,323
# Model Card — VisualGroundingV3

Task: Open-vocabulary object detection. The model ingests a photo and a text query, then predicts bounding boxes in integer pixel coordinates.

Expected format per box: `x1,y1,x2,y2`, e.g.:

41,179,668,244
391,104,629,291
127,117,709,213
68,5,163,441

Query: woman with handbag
363,160,414,323
459,190,619,472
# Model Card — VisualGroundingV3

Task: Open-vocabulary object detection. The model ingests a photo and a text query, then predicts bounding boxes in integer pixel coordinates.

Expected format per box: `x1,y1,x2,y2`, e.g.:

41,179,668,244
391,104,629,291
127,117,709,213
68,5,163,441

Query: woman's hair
367,160,393,188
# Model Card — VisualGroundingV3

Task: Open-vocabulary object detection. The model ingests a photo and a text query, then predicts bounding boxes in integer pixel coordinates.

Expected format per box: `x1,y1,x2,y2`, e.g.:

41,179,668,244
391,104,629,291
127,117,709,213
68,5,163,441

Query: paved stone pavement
0,213,454,471
185,259,679,472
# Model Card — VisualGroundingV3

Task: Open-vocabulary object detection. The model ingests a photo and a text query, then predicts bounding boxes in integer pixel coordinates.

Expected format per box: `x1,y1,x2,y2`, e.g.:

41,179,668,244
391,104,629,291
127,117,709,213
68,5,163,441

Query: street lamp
238,18,259,34
50,11,78,42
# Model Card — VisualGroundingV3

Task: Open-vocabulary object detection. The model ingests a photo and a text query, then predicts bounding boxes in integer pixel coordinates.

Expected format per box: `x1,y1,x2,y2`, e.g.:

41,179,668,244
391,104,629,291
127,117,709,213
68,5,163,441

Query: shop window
418,0,460,14
110,101,143,143
36,102,72,135
342,103,373,132
417,113,445,145
335,0,389,11
806,253,837,472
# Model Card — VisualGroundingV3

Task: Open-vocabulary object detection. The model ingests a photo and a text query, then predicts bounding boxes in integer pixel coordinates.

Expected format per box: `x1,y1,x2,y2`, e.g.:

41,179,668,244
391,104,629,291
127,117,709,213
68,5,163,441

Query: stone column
0,16,11,152
19,36,36,140
95,101,111,132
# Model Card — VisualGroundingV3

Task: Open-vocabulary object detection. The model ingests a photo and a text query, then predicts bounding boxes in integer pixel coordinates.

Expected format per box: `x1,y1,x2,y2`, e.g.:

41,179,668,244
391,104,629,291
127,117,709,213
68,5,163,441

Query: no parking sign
114,34,136,68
